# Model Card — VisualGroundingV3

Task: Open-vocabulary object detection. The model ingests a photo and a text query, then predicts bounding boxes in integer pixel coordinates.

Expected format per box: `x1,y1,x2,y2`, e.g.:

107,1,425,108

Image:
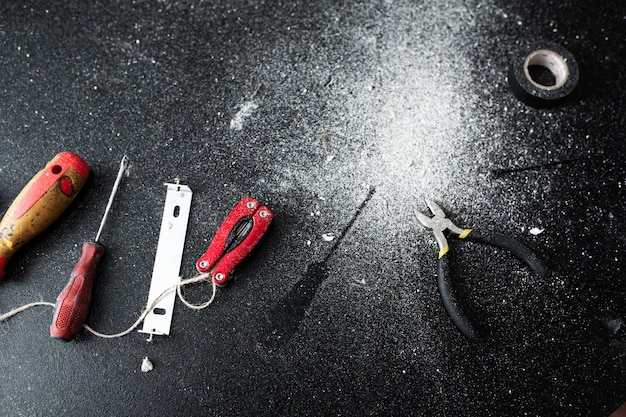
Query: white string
0,301,55,321
177,274,217,310
0,273,218,339
84,273,216,338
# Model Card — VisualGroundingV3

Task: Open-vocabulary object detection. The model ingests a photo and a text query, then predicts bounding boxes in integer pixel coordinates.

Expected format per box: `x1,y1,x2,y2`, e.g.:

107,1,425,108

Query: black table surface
0,1,624,416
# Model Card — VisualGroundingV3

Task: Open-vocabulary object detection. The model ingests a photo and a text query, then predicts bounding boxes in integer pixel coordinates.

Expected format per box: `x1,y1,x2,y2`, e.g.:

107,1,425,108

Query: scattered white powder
230,101,258,131
260,1,503,375
269,5,491,241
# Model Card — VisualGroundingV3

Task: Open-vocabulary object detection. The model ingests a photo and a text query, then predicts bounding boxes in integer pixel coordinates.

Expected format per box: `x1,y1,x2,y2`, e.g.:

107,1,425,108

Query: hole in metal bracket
153,308,167,315
173,205,180,217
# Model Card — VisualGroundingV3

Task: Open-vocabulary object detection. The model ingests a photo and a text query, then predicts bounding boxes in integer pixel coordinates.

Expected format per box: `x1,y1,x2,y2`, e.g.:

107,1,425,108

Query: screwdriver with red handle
50,155,129,341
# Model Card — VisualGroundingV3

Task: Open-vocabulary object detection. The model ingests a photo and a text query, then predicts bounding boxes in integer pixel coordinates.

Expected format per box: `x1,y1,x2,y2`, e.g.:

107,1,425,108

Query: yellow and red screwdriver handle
0,152,90,279
196,196,273,286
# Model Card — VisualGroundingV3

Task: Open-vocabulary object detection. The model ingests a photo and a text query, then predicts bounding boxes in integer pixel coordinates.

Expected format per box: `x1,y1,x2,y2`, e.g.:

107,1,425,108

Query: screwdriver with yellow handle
0,152,90,279
50,155,128,341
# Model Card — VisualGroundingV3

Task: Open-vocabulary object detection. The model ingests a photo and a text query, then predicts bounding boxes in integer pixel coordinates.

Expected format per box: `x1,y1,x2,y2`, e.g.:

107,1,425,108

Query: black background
0,1,624,416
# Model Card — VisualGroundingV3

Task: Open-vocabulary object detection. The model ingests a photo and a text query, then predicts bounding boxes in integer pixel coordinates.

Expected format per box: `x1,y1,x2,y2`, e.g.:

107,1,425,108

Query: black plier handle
416,200,550,341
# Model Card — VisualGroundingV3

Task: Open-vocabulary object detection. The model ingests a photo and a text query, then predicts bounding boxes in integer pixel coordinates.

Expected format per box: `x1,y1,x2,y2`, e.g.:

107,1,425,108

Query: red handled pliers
196,197,273,286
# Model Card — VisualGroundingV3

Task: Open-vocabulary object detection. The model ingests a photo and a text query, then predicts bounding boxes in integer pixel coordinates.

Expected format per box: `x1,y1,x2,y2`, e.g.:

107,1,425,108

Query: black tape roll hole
524,49,569,90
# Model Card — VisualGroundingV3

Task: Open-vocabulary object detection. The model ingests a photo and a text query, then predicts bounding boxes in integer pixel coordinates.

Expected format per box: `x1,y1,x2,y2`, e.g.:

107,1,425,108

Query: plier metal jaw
196,197,273,286
416,199,549,342
414,199,469,259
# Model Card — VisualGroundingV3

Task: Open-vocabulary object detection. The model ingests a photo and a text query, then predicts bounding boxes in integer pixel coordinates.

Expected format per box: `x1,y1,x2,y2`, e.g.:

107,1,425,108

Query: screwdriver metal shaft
50,156,128,341
95,155,128,242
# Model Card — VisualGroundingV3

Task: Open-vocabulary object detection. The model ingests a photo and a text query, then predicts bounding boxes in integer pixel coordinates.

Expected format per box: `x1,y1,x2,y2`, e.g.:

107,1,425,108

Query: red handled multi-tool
196,196,273,286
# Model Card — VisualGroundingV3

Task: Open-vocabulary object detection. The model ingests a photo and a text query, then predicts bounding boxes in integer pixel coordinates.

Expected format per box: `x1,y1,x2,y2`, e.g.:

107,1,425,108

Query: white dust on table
276,4,512,380
230,100,259,131
272,22,493,229
260,0,501,371
321,233,335,242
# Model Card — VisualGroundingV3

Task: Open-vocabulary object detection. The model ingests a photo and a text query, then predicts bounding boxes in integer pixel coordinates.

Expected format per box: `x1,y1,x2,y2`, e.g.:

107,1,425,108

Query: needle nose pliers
415,199,549,341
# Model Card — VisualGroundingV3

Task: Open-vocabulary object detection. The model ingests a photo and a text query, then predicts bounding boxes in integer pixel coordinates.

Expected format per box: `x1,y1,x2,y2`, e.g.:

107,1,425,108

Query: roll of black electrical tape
508,43,579,108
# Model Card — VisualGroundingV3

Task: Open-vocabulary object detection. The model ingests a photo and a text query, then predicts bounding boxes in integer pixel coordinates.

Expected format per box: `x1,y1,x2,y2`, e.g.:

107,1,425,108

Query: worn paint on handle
0,152,90,279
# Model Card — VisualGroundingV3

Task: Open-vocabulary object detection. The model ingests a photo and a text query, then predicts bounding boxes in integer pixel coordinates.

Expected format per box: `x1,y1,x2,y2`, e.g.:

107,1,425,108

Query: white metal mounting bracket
139,182,192,337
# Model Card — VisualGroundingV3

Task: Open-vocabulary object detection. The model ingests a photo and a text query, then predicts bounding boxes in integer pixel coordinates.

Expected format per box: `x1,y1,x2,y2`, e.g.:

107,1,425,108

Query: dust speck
322,233,335,242
141,357,154,373
230,101,259,131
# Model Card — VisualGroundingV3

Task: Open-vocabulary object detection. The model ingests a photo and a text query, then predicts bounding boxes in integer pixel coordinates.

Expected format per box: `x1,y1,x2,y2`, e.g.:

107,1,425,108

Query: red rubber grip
50,242,105,341
195,197,273,286
195,197,261,273
211,206,273,285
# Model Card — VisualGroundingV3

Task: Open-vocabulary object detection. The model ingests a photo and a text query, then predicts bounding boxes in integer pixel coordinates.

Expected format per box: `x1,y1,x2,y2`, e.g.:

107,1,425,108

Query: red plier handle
196,196,273,286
